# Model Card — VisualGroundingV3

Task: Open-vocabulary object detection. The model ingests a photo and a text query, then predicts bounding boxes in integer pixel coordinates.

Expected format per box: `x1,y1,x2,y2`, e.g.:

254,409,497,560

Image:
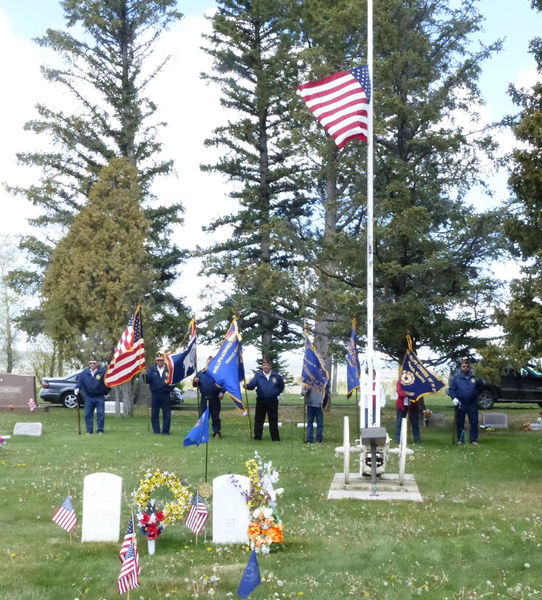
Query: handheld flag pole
76,394,81,435
146,383,150,432
303,393,307,442
244,387,253,439
204,437,209,483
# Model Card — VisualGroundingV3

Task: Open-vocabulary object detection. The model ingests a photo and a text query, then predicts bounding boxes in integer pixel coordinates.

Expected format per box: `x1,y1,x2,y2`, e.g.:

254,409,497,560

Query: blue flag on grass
238,549,261,598
399,336,445,402
206,318,245,411
346,320,360,398
183,407,209,447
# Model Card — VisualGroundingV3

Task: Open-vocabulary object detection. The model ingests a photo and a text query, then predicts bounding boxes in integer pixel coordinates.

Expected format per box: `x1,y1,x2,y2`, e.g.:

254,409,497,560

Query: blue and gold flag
301,330,330,410
207,318,245,411
399,336,445,401
346,319,360,398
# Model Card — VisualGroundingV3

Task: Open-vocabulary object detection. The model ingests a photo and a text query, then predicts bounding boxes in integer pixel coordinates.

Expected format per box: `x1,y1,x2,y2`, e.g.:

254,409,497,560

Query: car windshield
527,366,542,377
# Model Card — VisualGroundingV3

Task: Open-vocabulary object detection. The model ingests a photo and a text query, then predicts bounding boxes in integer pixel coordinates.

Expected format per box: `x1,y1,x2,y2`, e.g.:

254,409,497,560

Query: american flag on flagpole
298,65,371,149
118,542,140,594
105,305,146,387
119,516,138,565
185,492,209,535
52,495,77,532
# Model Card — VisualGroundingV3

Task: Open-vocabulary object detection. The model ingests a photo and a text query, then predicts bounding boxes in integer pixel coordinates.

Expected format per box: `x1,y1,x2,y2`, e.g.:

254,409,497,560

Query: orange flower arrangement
248,506,283,554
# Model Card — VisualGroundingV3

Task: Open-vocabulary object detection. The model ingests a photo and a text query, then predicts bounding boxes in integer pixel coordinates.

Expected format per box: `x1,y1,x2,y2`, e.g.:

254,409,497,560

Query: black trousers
200,396,221,435
254,397,279,441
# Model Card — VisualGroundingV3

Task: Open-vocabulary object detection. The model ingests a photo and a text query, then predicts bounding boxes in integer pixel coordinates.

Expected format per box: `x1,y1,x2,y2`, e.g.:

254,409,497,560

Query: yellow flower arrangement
133,469,191,526
245,457,264,511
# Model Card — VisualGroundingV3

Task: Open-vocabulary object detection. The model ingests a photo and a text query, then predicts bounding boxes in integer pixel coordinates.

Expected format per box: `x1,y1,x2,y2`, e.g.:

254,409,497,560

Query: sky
0,0,541,378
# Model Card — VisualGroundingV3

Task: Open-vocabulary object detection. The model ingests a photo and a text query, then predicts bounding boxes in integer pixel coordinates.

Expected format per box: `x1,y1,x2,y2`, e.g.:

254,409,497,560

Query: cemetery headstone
13,422,42,436
212,474,250,544
0,373,37,410
482,412,509,429
81,472,122,542
425,412,446,427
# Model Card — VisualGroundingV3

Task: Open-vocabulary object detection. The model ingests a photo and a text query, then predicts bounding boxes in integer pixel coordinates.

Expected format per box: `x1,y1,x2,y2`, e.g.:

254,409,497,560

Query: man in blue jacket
448,359,483,445
75,358,110,434
146,355,175,435
193,357,225,438
244,359,285,442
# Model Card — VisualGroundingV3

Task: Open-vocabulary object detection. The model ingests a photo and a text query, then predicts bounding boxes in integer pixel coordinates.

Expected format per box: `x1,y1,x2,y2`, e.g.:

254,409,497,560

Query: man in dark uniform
146,355,174,435
193,357,225,438
449,359,483,445
75,358,110,434
244,359,285,442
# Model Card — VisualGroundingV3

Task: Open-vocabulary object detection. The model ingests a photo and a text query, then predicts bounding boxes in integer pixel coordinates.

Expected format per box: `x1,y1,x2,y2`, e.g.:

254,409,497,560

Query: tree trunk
5,309,13,373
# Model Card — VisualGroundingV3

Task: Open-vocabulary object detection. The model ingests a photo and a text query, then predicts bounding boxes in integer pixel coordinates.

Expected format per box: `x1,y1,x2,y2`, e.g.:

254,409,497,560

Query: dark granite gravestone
0,374,37,411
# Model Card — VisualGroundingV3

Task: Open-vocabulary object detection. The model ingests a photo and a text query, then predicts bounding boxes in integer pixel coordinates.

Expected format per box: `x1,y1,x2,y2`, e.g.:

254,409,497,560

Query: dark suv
477,365,542,410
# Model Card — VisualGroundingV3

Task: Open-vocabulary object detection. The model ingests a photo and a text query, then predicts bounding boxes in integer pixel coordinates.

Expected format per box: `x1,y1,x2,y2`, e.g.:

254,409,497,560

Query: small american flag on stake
118,542,140,594
185,492,209,535
52,495,77,532
105,305,146,387
119,516,138,565
298,65,371,149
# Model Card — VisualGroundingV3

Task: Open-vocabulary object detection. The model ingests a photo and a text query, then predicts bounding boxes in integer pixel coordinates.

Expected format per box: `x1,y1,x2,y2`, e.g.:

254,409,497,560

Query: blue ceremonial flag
183,407,209,447
237,549,261,598
165,319,197,385
346,320,360,398
301,330,330,410
399,336,445,402
206,318,245,411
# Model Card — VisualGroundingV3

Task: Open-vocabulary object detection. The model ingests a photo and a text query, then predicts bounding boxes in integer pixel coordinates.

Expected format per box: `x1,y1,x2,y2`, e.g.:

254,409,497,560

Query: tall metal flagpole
366,0,375,418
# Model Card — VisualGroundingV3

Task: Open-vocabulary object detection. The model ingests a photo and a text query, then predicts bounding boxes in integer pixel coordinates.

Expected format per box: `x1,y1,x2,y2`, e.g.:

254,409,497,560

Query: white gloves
74,388,80,395
452,397,460,406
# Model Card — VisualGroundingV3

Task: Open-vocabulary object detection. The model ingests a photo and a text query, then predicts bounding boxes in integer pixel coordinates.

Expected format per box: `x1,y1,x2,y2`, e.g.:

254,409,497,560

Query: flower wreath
133,469,191,526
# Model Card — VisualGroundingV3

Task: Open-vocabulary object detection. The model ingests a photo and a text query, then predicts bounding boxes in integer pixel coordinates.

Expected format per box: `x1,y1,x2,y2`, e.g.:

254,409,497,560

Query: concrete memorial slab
81,472,122,542
482,412,508,429
328,472,423,502
0,373,37,410
13,422,42,436
212,474,249,544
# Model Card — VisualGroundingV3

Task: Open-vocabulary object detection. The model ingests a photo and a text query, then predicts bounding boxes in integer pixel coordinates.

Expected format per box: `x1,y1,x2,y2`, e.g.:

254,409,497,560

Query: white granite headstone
81,472,122,542
13,422,42,436
104,401,123,414
212,474,250,544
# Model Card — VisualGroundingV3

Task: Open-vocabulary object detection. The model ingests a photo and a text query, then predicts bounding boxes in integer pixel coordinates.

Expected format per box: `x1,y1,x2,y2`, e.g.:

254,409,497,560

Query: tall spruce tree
200,0,308,363
42,158,152,373
292,0,506,364
489,1,542,362
9,0,188,348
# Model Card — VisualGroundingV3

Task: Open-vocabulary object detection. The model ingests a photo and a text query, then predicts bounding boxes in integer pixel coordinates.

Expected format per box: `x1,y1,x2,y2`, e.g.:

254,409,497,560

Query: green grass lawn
1,393,542,599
